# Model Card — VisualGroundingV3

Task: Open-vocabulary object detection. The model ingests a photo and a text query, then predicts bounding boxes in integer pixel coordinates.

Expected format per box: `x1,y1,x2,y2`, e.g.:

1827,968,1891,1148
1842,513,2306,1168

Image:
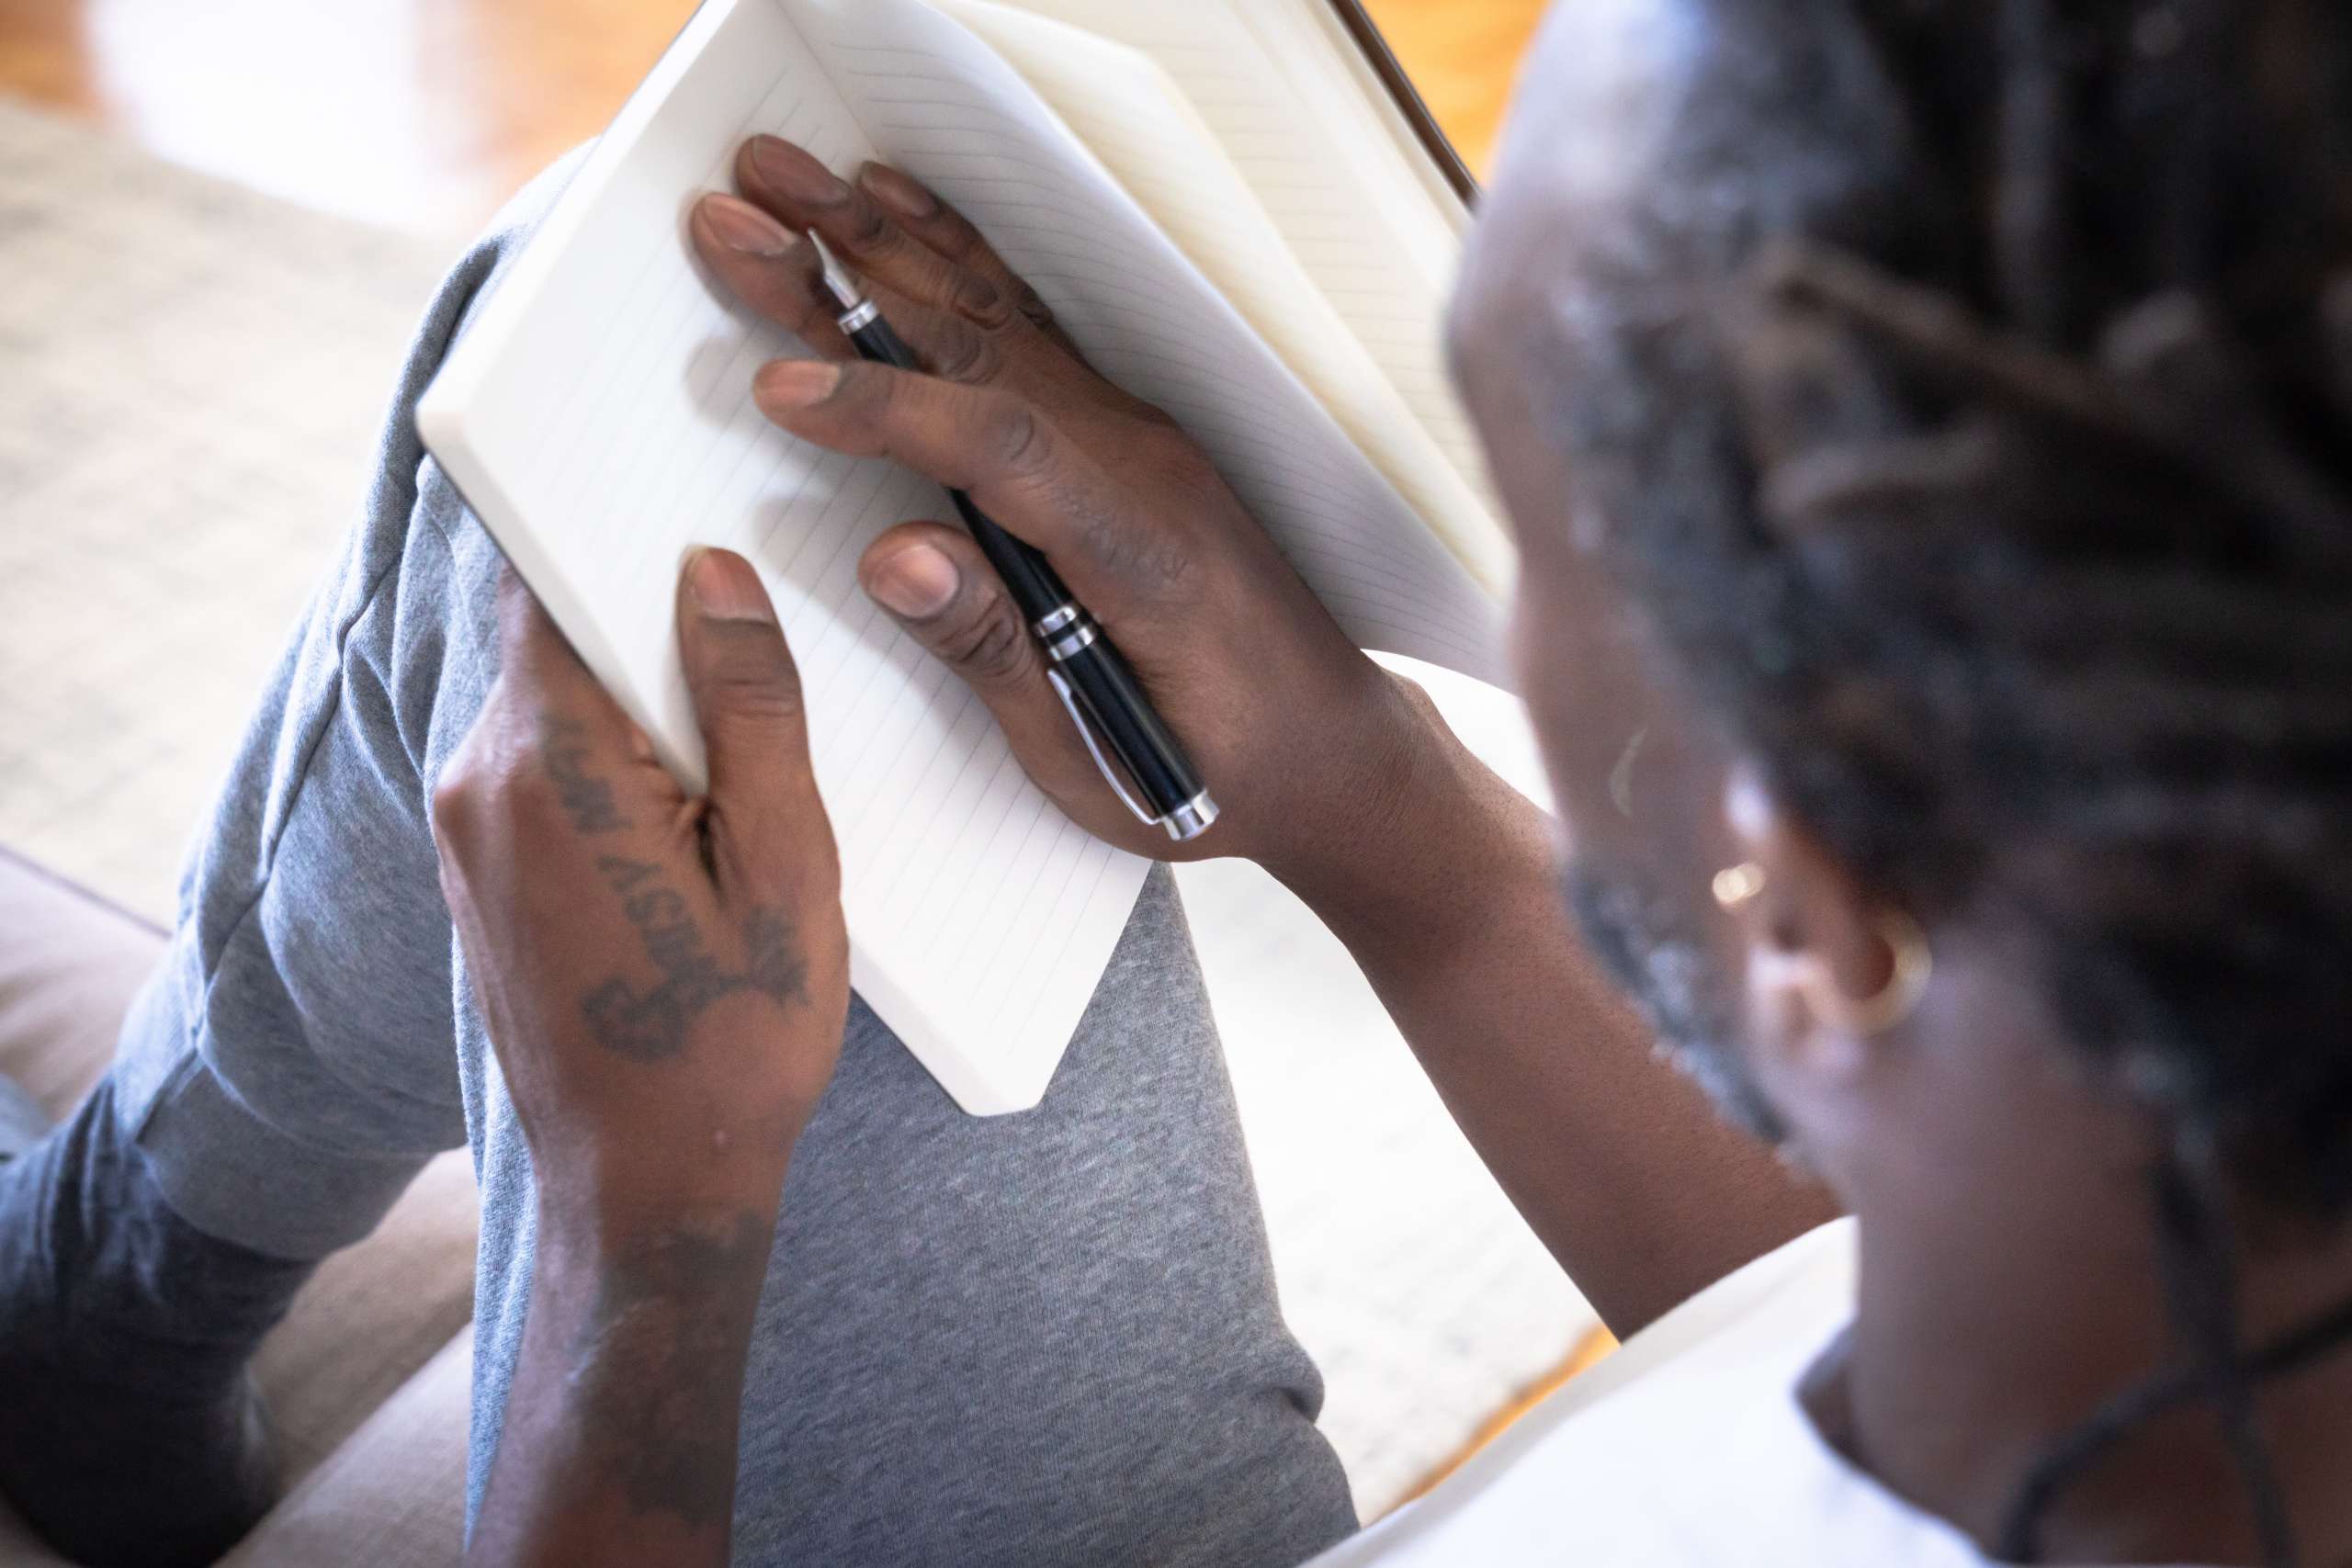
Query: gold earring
1712,862,1767,910
1801,908,1932,1037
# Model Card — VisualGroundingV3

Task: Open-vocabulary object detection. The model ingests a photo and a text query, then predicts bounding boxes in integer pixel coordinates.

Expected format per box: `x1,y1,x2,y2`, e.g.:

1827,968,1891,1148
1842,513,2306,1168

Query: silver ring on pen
1033,604,1081,637
1044,620,1099,662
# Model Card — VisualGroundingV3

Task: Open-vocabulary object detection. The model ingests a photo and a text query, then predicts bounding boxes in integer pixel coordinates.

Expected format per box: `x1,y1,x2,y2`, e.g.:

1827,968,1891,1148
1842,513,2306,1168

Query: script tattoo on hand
541,716,633,834
581,855,811,1062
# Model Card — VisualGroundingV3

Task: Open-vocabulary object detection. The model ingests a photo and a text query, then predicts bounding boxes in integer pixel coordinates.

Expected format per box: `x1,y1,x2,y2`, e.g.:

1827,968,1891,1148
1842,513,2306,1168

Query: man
11,0,2352,1564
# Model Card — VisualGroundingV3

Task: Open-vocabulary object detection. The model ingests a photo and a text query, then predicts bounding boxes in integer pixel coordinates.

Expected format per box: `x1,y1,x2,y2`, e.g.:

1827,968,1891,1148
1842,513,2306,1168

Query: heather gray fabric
0,1077,42,1160
50,153,1357,1565
0,1081,294,1566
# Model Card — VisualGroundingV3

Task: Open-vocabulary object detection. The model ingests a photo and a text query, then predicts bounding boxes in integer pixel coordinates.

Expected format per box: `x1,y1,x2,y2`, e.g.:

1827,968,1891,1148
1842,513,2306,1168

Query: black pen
805,231,1217,841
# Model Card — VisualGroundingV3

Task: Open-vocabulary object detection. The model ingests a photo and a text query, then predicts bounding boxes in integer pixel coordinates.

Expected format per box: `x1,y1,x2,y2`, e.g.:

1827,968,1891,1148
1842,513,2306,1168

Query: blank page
933,0,1499,600
418,0,1148,1115
789,0,1507,673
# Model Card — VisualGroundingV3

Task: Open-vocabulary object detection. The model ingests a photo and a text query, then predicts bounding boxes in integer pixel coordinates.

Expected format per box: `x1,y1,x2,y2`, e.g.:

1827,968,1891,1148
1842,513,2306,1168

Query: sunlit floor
0,0,1543,240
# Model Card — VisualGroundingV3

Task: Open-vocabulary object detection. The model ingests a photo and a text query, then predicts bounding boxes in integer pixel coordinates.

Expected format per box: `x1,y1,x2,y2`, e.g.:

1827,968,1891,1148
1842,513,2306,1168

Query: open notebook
416,0,1513,1115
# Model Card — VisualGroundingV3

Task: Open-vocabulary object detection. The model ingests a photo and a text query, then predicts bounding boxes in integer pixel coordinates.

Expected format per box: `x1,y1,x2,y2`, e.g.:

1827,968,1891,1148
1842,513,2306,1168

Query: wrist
531,1138,794,1267
532,1186,782,1316
1265,675,1555,958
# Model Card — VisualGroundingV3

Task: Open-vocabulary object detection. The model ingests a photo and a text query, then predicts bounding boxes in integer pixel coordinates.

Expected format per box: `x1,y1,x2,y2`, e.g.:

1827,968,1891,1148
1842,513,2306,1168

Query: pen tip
805,230,864,310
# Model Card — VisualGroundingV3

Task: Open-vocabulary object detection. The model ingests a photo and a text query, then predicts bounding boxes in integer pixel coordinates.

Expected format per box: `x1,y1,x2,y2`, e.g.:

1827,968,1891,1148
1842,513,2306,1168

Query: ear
1718,764,1909,1085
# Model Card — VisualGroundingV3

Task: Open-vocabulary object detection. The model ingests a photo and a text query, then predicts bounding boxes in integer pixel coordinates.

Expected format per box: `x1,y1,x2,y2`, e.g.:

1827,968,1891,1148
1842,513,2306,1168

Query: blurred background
0,0,1598,1520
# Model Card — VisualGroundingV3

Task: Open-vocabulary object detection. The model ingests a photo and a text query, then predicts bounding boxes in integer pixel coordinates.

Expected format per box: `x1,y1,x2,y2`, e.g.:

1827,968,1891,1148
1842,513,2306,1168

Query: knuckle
831,359,888,415
492,750,560,819
935,591,1031,683
707,644,808,725
429,758,477,818
987,398,1052,477
428,769,478,850
1076,499,1197,596
1074,510,1136,577
1140,417,1212,476
926,205,988,257
431,717,533,836
929,321,1000,385
945,270,1015,332
842,195,906,257
1012,281,1056,329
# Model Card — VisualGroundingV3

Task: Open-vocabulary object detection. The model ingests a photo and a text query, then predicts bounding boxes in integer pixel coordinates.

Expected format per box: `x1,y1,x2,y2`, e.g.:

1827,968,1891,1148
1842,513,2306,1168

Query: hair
1521,0,2352,1559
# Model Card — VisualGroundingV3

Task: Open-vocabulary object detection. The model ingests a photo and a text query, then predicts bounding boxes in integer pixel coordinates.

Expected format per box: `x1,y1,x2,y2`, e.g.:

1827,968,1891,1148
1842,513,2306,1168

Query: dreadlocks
1525,0,2352,1561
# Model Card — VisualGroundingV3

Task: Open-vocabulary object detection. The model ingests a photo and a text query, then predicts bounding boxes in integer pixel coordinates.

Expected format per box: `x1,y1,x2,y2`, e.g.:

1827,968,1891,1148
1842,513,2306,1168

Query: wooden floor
0,0,1545,241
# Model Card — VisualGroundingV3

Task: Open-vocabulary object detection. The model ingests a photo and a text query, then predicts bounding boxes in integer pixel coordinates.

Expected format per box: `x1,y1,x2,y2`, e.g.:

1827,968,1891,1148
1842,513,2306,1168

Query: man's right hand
686,138,1451,894
690,141,1838,1338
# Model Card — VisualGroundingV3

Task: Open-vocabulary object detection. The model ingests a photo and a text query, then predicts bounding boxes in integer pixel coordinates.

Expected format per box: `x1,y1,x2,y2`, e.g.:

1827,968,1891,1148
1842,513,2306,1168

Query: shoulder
1307,1221,1982,1566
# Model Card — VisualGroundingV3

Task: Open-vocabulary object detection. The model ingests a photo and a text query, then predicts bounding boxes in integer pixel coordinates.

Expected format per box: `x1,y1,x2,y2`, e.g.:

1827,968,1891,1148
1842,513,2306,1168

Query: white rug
0,96,1592,1518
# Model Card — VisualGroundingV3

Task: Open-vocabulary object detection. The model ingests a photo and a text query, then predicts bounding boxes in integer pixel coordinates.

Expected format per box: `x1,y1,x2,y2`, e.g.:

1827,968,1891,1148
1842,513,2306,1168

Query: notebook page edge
1180,0,1523,601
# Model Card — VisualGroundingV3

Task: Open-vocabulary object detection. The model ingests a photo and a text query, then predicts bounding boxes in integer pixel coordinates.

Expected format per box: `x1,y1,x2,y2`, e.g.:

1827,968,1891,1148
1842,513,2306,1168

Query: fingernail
860,164,938,219
755,359,841,409
751,136,850,206
699,193,794,256
687,547,776,623
867,543,960,619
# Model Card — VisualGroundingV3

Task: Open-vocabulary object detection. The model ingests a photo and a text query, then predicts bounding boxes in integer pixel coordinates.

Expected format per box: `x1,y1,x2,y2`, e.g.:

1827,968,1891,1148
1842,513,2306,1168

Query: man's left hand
433,549,851,1232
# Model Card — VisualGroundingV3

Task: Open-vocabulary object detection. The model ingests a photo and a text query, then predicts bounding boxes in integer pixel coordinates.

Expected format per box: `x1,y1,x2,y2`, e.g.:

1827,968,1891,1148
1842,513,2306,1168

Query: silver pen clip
1044,670,1221,841
1046,667,1160,829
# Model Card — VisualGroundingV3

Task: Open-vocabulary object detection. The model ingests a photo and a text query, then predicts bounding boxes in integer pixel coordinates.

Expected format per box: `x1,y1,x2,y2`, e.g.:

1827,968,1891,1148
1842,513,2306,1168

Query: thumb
677,547,828,892
858,525,1088,782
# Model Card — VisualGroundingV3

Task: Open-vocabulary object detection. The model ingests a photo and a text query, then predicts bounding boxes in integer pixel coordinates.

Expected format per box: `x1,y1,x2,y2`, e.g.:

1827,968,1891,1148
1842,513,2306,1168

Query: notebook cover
1323,0,1480,207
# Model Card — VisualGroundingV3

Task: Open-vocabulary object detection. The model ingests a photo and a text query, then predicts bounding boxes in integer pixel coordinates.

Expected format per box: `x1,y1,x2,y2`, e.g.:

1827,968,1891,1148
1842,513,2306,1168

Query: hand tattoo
582,856,810,1061
542,716,633,834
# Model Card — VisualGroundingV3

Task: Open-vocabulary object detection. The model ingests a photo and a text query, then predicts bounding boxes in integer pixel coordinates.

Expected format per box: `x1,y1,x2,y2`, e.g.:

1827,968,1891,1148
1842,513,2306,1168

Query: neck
1823,1180,2352,1565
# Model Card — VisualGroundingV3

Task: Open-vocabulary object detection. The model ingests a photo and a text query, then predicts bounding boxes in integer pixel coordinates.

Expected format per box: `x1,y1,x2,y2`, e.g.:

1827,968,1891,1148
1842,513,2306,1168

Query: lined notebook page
933,0,1498,603
418,0,1149,1115
791,0,1505,676
977,0,1500,566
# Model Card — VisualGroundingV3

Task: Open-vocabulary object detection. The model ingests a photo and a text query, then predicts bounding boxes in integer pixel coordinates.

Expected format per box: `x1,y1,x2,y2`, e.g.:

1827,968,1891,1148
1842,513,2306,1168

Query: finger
690,196,854,358
753,360,1145,592
674,547,833,900
738,138,1011,329
851,163,1085,359
858,524,1104,802
692,195,1009,389
734,135,1098,397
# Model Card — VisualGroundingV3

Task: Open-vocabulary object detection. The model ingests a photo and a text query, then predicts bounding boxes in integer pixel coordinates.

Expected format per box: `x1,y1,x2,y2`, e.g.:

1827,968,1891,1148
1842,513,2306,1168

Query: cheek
1510,597,1621,864
1510,569,1701,880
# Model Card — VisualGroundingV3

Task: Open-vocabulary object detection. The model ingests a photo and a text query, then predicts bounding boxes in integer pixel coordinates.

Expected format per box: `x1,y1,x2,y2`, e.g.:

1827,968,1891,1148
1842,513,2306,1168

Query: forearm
467,1195,777,1568
1274,704,1838,1336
